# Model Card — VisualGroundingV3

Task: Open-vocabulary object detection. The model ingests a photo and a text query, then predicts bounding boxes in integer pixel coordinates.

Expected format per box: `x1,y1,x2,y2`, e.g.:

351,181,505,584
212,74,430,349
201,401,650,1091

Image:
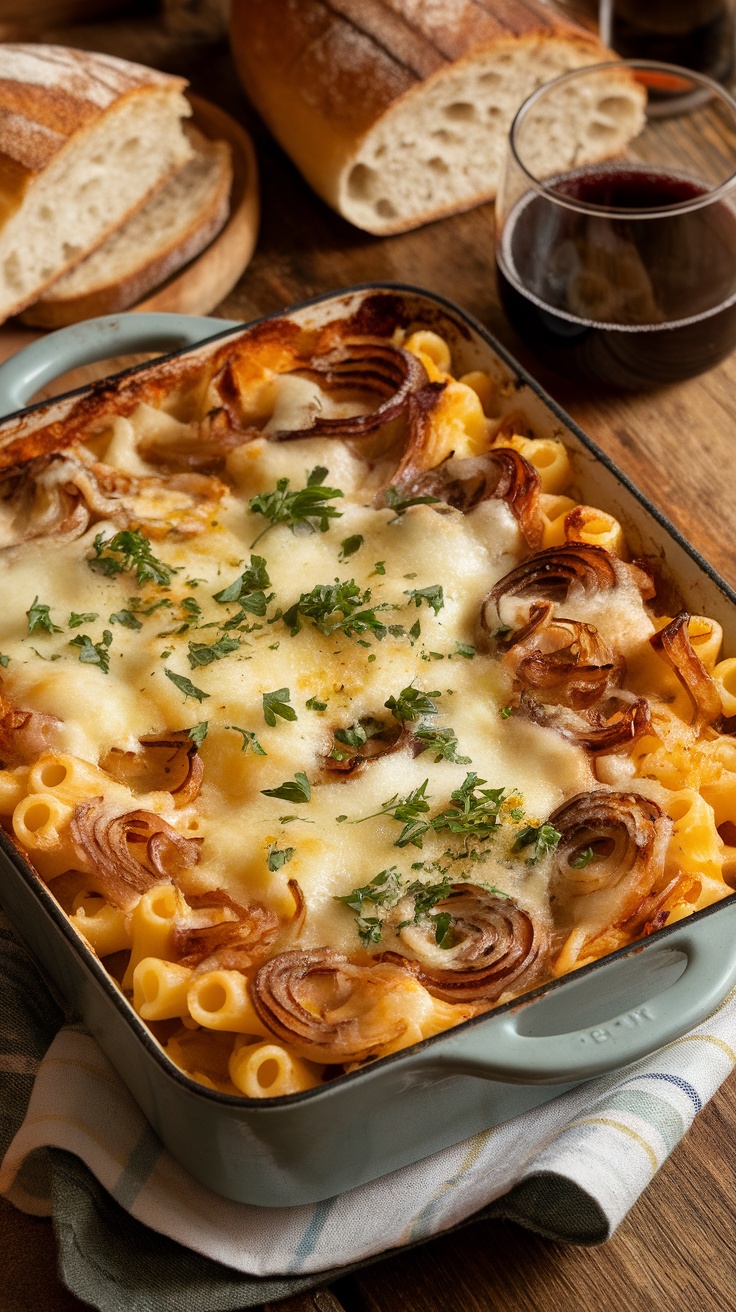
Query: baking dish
0,285,736,1207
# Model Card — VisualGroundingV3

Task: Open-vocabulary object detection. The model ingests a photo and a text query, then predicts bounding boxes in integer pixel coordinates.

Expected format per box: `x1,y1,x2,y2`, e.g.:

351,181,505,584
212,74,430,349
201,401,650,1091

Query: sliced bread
0,44,193,323
230,0,645,235
22,128,233,327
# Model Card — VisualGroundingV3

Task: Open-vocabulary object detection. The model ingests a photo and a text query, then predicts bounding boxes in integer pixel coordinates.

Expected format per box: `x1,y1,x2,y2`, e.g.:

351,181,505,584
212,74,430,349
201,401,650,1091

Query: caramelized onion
481,544,655,641
250,948,409,1063
388,448,543,547
100,732,203,807
273,341,429,441
0,460,89,550
70,803,202,911
174,889,279,971
382,886,548,1004
505,603,623,708
650,612,722,729
549,790,671,932
0,690,61,768
519,690,651,754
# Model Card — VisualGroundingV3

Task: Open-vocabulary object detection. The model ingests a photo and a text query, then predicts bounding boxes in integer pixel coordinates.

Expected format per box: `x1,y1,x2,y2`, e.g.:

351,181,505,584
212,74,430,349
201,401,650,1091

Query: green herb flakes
338,534,364,562
267,843,295,873
109,609,143,631
27,597,61,635
404,584,444,616
69,630,112,674
384,684,441,724
187,635,240,668
261,772,311,804
249,469,344,545
89,530,176,587
164,669,210,702
262,687,297,727
227,725,266,755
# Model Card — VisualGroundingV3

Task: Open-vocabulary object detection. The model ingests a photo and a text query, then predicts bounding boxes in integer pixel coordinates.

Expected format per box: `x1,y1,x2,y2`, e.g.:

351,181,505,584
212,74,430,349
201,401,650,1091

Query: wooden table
2,30,736,1312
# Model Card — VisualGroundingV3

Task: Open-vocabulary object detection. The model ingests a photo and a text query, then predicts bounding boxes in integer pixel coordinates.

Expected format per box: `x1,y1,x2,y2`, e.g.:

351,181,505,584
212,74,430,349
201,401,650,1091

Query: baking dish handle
0,312,243,419
426,902,736,1085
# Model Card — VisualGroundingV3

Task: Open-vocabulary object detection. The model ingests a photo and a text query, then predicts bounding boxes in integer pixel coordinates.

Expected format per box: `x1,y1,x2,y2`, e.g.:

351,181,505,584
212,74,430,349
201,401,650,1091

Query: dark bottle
602,0,734,83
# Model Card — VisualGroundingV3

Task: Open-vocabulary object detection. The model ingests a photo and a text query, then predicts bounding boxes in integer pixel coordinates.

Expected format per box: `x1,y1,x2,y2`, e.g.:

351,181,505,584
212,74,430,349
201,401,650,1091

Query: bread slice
230,0,645,235
0,44,193,323
21,129,233,327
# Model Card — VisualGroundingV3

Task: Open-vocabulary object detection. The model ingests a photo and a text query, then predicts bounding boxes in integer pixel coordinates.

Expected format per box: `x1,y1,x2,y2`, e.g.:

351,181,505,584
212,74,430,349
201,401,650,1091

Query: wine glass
494,61,736,389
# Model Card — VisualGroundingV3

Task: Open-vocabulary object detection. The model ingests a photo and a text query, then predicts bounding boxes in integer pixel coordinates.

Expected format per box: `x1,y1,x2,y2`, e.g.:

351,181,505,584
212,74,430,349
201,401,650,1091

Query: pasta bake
1,296,735,1100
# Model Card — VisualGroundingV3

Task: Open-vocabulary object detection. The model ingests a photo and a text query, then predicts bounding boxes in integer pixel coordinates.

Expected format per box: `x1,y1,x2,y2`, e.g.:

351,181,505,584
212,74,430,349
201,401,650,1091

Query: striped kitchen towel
1,910,735,1312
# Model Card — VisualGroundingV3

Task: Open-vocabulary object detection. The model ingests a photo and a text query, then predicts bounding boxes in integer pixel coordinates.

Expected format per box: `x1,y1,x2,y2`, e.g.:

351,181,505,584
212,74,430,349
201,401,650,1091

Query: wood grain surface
2,21,736,1312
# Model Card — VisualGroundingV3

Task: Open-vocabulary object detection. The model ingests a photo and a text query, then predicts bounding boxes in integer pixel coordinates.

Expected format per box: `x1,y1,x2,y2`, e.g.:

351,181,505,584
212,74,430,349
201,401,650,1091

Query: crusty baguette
21,128,233,327
230,0,645,235
0,44,193,323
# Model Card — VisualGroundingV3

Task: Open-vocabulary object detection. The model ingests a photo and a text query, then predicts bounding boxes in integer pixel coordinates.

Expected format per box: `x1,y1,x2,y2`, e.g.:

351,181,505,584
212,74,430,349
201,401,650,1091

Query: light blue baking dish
0,285,735,1207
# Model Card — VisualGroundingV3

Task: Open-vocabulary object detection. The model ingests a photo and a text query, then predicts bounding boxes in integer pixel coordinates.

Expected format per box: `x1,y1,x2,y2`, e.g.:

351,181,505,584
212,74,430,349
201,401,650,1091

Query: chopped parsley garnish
512,822,562,863
409,620,421,642
413,724,471,765
164,669,210,702
249,468,344,545
354,780,433,849
282,578,397,641
262,687,297,727
384,684,441,724
27,597,62,635
188,721,209,747
499,705,513,719
384,487,442,518
403,584,444,616
570,846,599,868
431,773,507,842
261,772,311,804
187,635,240,668
334,867,403,945
128,596,173,616
68,611,98,628
109,609,143,631
331,718,385,759
181,597,202,620
494,624,512,638
305,696,328,712
89,530,176,587
69,630,112,674
338,534,364,562
212,555,273,618
0,653,9,668
267,843,295,873
373,561,386,575
454,642,477,659
335,867,461,947
227,725,266,755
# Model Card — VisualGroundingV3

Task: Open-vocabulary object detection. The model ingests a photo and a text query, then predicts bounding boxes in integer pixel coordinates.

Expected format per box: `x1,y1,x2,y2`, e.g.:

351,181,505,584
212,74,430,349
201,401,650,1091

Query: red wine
496,166,736,389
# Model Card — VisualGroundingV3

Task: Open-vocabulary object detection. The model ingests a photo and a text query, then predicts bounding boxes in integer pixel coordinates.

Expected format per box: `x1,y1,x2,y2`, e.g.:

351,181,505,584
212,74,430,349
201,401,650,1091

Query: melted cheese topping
1,429,602,951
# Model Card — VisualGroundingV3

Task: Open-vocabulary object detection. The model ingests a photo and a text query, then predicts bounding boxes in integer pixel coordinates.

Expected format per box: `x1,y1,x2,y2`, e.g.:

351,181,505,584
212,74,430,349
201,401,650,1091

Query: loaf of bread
0,44,193,323
22,128,233,327
230,0,643,235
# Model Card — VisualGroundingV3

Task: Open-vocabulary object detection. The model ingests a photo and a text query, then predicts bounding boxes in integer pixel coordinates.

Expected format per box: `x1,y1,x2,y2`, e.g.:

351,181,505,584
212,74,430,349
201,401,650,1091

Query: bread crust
229,0,615,234
0,45,186,189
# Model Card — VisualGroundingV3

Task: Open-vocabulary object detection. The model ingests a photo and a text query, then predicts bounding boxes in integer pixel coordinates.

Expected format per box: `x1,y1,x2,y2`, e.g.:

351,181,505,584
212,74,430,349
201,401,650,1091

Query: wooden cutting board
0,93,259,376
